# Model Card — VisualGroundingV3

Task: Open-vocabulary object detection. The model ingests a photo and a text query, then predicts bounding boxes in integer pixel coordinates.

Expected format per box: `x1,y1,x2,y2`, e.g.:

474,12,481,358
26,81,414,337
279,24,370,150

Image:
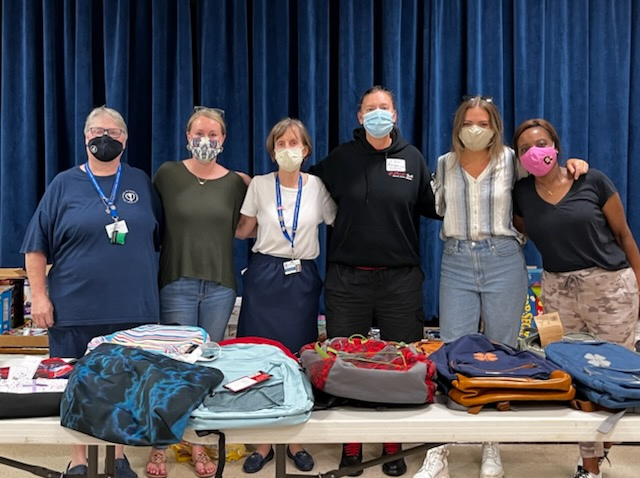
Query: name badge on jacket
386,158,406,172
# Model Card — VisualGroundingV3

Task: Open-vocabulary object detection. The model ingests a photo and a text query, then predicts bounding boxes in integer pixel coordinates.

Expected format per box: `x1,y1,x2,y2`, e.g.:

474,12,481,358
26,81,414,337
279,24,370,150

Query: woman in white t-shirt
235,117,337,474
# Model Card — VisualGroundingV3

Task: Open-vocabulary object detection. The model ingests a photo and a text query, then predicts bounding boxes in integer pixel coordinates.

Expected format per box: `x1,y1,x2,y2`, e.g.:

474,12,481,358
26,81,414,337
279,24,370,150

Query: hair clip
193,106,225,118
462,95,493,103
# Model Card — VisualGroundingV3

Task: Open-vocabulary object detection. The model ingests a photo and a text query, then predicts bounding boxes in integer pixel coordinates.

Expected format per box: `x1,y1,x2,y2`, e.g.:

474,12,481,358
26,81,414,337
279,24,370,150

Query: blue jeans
439,237,527,347
160,277,236,342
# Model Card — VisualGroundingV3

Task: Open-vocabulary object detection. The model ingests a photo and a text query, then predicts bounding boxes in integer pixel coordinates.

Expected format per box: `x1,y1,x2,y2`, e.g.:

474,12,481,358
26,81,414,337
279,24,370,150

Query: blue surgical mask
362,109,394,138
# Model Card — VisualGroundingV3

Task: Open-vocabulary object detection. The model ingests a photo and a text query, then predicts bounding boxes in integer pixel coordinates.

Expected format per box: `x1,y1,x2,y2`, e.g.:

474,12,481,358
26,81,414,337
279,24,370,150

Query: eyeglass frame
462,95,493,103
193,106,225,119
88,127,125,139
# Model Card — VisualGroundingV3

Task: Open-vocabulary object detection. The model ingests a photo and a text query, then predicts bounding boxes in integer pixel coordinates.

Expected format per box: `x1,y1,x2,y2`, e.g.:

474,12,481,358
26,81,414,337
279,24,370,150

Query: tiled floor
0,442,637,477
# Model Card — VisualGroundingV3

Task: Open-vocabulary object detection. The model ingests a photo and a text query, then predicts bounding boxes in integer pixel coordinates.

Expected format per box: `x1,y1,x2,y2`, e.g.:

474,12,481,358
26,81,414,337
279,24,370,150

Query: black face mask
87,135,123,162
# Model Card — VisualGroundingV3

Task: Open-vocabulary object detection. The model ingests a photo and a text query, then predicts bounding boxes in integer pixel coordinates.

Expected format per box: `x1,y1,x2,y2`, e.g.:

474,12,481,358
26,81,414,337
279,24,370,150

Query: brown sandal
190,451,216,478
145,449,168,478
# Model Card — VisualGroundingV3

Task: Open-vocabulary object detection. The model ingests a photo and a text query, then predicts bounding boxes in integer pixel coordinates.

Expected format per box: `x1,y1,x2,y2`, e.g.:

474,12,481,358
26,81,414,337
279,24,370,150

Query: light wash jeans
160,277,236,342
439,237,527,347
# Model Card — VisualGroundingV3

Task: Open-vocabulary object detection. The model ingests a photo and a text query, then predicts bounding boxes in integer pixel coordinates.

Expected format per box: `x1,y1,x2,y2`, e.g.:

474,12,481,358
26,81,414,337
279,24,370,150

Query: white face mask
274,148,304,172
458,125,495,152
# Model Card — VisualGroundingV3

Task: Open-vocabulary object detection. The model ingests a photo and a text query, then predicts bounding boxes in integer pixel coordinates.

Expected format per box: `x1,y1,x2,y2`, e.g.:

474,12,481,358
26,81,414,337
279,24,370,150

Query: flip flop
190,451,216,478
145,450,168,478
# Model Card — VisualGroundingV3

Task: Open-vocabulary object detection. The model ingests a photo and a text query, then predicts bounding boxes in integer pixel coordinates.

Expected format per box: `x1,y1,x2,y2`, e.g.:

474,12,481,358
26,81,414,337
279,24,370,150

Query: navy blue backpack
430,333,575,412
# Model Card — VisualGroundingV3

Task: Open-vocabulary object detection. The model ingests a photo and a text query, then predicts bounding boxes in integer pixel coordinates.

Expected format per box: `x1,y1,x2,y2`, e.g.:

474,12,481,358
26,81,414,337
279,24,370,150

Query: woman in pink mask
512,118,640,478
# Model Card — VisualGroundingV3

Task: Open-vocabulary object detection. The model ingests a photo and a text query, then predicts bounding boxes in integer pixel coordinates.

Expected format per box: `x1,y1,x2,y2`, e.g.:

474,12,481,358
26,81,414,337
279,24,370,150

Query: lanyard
85,162,122,221
275,173,302,254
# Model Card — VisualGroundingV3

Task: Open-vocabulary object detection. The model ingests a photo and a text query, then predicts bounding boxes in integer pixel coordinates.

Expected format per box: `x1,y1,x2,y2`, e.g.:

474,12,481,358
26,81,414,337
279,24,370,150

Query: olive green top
154,161,247,290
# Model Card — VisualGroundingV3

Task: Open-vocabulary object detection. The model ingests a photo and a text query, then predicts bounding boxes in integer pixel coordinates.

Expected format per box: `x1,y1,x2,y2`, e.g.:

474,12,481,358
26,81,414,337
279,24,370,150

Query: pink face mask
519,146,557,177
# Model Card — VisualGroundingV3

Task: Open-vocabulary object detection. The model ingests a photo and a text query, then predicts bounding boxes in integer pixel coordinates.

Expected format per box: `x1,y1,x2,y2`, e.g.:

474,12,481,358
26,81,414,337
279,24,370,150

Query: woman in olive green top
154,107,249,342
148,107,248,478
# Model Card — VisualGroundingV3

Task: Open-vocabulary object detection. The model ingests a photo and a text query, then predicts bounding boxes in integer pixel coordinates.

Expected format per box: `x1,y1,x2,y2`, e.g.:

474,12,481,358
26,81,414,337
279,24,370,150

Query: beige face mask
458,125,495,152
275,148,304,172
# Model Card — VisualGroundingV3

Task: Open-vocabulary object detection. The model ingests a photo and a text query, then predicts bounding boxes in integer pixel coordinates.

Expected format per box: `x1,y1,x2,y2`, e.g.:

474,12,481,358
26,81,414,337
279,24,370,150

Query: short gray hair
84,106,128,135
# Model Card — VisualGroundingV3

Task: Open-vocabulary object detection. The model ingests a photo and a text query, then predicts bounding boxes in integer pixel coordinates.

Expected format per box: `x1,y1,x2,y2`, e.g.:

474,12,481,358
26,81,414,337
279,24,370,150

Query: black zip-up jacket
309,127,439,267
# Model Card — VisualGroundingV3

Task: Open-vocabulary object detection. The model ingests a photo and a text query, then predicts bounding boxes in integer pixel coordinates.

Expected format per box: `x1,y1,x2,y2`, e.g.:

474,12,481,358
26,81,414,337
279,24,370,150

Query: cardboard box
0,268,27,328
0,329,49,354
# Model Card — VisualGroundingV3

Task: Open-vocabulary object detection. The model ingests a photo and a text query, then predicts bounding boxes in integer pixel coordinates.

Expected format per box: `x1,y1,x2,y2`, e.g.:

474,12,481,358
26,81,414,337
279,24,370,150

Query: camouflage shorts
541,266,639,350
543,266,639,459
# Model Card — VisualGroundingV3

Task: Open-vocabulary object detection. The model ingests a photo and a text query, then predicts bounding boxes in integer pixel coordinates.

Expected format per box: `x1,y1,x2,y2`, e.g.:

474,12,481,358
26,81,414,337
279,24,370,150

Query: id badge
386,158,406,172
105,220,129,245
283,259,302,275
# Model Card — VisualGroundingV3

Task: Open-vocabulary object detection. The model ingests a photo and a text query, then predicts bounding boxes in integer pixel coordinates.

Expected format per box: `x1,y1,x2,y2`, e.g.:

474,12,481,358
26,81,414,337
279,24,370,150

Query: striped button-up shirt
434,146,526,244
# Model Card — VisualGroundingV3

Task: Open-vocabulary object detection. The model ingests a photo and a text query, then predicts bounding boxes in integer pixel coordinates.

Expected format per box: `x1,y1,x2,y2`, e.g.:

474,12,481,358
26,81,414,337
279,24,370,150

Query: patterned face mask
187,137,224,163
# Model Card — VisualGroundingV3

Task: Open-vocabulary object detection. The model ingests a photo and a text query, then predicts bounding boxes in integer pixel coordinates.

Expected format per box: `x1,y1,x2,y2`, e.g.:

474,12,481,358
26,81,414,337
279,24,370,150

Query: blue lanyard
275,173,302,253
85,162,122,221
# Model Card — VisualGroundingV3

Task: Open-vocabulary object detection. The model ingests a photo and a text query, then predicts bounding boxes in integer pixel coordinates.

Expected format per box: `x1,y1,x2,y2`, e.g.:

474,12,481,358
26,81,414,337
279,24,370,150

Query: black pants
324,263,425,342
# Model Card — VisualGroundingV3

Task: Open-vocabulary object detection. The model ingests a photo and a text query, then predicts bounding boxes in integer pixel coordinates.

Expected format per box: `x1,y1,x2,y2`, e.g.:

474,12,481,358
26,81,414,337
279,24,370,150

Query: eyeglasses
193,106,225,118
89,127,125,138
462,95,493,103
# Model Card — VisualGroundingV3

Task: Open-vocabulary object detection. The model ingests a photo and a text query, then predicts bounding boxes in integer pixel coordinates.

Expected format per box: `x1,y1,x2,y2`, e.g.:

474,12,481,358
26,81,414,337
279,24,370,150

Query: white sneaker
413,445,450,478
480,442,504,478
573,466,602,478
576,449,609,471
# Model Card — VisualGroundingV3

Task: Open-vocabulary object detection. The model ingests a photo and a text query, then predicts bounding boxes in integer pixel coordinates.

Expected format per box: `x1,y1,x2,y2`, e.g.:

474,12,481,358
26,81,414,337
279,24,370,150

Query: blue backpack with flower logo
545,341,640,410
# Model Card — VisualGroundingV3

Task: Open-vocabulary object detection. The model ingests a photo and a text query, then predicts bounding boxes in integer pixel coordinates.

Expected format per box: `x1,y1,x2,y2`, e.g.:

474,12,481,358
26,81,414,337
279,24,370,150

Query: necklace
536,183,553,196
196,177,207,186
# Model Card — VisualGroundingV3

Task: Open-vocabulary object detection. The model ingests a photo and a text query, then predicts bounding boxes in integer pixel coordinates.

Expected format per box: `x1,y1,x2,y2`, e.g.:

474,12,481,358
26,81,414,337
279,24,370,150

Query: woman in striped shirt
413,96,586,478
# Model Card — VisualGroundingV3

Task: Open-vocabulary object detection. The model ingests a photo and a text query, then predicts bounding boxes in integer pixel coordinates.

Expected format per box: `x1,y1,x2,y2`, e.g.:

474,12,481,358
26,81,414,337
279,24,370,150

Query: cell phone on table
223,371,272,392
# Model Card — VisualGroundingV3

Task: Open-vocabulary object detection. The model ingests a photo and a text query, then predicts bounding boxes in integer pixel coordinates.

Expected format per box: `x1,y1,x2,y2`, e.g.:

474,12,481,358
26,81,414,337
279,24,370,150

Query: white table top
2,403,638,446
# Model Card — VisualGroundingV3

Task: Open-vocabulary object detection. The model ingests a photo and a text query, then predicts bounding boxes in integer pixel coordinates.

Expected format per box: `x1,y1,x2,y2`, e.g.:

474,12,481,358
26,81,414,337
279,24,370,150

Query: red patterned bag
299,335,436,404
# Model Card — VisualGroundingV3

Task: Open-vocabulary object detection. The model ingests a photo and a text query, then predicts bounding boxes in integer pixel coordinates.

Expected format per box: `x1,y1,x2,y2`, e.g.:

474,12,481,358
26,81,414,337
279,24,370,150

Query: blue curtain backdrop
1,0,639,321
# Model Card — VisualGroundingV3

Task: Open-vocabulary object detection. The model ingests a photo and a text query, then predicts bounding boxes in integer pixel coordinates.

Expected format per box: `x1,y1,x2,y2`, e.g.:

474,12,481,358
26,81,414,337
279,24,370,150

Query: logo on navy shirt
122,190,139,204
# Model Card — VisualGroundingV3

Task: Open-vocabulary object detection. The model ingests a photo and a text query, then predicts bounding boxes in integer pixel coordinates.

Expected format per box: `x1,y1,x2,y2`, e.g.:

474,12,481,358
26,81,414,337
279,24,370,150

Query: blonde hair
186,108,226,136
84,106,128,135
265,118,312,161
451,96,504,158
